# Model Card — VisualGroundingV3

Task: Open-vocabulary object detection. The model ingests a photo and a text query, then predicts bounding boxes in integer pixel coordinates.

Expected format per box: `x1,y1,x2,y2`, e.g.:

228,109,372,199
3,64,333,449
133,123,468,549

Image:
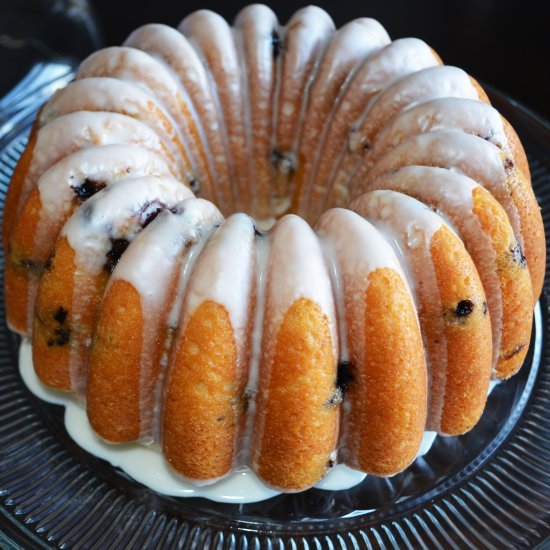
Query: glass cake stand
0,65,549,549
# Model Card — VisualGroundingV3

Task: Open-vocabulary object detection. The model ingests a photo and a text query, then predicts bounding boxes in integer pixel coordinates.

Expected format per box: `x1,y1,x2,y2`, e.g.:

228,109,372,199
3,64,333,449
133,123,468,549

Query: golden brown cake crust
4,189,44,334
32,236,109,394
5,188,63,333
346,268,427,476
253,297,339,491
430,226,492,435
32,237,76,391
88,280,145,442
502,157,545,303
501,115,531,182
2,122,38,253
469,76,491,105
471,187,533,378
163,300,242,481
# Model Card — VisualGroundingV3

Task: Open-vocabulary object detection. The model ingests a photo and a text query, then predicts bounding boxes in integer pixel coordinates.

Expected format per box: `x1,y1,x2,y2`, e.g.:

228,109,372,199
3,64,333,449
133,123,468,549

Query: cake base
19,339,443,502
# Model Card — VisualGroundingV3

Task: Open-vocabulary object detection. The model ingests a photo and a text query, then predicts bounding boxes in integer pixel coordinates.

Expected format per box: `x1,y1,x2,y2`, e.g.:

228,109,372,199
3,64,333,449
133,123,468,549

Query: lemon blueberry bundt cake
3,4,544,493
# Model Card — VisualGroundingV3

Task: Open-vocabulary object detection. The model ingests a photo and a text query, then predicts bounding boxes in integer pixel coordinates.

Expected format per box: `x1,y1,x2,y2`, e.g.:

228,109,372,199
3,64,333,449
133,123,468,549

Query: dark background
1,0,549,121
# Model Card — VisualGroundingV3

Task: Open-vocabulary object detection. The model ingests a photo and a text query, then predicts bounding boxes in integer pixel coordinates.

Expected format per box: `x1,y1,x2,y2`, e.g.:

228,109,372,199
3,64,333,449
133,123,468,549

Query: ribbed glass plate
0,68,549,549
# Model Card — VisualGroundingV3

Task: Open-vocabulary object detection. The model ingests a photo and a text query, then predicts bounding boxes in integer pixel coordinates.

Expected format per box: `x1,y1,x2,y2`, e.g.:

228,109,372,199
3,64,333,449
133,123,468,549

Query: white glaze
38,78,190,179
124,23,232,208
233,4,279,218
370,97,508,164
315,466,367,490
13,7,531,502
17,111,178,218
356,65,481,150
350,38,442,130
76,47,211,194
37,145,172,230
296,17,391,215
165,225,212,332
356,129,524,253
77,47,189,129
63,176,191,272
312,37,440,219
232,22,256,216
272,6,335,154
318,236,350,365
110,211,191,308
180,10,249,212
242,229,270,462
107,199,223,441
182,213,256,374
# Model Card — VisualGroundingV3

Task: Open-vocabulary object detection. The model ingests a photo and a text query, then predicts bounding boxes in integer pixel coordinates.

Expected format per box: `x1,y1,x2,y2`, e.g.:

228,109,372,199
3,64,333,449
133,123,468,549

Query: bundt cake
3,4,544,494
